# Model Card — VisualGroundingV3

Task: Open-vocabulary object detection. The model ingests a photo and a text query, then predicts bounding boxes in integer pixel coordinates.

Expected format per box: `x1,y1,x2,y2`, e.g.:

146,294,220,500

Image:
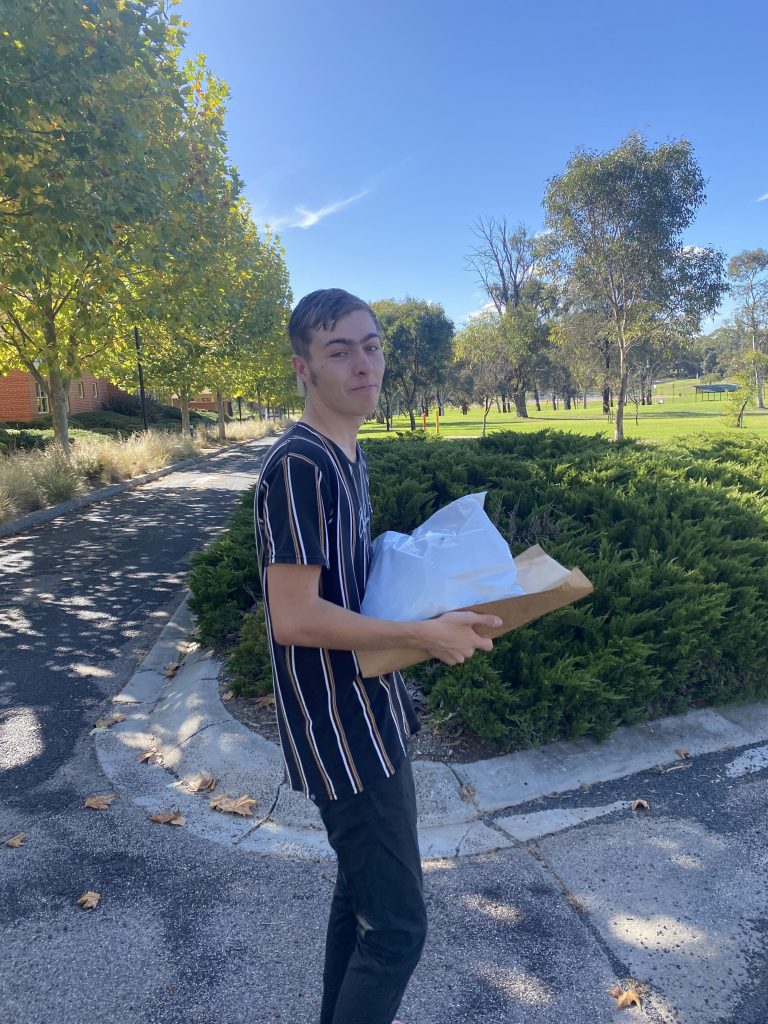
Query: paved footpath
1,441,768,1024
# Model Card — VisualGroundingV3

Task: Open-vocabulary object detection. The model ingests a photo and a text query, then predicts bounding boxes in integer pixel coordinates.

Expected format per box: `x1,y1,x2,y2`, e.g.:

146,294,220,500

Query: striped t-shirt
254,422,420,802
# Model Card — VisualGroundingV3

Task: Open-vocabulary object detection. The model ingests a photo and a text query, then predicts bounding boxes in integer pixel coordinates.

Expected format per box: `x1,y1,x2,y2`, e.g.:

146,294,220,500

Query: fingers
446,611,503,629
475,613,504,629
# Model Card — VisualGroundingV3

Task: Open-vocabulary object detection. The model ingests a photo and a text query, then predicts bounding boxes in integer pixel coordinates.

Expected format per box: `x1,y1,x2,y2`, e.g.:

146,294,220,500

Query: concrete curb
96,593,768,861
0,435,277,539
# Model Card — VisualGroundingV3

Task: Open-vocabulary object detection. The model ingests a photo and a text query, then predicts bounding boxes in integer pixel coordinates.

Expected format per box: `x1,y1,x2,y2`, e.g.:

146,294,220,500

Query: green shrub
0,428,48,452
226,604,273,697
188,430,768,750
416,654,519,744
187,488,261,646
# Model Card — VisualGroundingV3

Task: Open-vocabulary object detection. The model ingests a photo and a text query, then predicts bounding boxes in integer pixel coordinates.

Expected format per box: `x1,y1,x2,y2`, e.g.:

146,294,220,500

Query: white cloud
466,300,497,320
757,192,768,202
263,189,368,232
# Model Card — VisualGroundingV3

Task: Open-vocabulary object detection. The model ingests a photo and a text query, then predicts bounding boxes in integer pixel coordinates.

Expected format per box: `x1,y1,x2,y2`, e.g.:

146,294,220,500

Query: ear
292,353,308,397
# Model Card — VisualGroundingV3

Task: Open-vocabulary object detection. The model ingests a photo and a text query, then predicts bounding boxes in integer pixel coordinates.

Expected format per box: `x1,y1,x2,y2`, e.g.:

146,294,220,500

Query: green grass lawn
360,379,768,442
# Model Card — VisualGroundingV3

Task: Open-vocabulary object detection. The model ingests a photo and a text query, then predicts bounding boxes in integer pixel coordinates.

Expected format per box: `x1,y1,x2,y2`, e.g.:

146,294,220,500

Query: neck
300,400,362,460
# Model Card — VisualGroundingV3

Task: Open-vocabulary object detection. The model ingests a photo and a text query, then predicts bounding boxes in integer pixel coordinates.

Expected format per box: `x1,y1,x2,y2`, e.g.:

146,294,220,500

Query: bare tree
465,219,547,417
466,218,539,313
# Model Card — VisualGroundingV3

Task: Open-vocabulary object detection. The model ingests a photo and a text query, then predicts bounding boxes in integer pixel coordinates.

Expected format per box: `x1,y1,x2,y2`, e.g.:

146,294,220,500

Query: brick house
168,390,233,416
0,369,126,423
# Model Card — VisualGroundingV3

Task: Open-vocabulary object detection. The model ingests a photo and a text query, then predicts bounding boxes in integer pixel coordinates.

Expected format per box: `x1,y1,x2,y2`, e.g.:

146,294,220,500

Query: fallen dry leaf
84,794,116,811
138,747,163,765
221,689,235,701
149,809,187,826
94,712,126,729
609,986,642,1009
4,833,27,848
675,748,690,759
209,794,257,817
187,773,217,794
255,693,276,710
163,662,179,679
77,891,101,910
630,799,650,812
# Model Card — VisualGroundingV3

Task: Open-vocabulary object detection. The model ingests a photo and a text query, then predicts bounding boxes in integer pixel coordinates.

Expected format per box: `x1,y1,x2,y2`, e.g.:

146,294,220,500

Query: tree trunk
513,390,528,418
614,352,629,441
216,391,227,441
48,365,70,456
482,399,491,436
551,392,557,411
408,407,416,430
533,380,541,412
564,394,572,410
179,390,191,437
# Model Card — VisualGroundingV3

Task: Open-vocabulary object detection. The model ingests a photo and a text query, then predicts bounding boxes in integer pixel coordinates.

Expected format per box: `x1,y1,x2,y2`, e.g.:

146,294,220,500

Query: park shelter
694,383,739,402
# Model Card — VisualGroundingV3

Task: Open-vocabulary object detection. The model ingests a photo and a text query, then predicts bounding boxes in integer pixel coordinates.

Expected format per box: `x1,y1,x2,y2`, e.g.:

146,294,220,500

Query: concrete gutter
0,434,277,539
95,594,768,862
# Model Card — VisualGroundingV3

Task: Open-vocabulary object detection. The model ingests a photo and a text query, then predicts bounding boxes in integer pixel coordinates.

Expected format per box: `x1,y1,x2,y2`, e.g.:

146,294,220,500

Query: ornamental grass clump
0,429,199,525
187,429,768,750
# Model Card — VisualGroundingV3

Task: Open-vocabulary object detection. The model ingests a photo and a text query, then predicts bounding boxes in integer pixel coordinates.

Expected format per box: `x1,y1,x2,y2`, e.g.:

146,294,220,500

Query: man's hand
265,564,503,662
416,610,502,666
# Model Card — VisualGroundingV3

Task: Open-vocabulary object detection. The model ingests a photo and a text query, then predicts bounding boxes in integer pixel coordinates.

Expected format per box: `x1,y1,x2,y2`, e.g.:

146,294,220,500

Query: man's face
294,308,385,419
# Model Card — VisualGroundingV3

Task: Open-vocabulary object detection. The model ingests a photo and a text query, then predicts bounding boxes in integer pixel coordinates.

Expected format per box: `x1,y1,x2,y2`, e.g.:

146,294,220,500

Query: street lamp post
133,326,149,431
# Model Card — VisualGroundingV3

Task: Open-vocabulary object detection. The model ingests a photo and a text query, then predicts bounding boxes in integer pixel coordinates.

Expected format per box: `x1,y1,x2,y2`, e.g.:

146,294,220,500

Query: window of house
77,382,84,399
35,383,49,414
92,382,98,398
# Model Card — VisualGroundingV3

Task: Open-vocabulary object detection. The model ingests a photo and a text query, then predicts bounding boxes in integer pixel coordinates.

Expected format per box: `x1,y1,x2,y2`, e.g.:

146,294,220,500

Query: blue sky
178,0,767,330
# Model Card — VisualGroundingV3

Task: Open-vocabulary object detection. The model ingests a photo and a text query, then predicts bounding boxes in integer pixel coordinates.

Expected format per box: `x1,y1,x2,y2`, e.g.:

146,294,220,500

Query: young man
254,288,501,1024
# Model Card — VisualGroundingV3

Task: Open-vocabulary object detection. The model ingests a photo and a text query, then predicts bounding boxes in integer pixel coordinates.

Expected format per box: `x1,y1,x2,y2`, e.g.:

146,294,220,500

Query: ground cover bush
187,430,768,751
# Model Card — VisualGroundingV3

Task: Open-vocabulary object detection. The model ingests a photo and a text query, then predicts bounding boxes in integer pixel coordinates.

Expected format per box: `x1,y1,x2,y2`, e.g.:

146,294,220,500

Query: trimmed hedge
187,430,768,749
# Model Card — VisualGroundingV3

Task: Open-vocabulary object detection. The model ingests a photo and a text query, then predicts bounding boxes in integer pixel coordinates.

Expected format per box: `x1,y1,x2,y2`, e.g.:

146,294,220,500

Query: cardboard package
356,544,593,677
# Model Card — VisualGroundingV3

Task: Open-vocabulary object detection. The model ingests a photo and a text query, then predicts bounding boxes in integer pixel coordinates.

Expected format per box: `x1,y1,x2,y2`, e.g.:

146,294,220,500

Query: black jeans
315,757,427,1024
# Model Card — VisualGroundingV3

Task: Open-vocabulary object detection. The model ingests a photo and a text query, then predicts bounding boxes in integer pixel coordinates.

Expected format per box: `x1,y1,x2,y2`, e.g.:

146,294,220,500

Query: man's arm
266,563,501,666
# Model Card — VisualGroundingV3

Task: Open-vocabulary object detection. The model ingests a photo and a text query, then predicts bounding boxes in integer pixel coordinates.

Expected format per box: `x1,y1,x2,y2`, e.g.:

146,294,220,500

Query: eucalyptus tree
543,133,727,441
453,315,510,435
728,248,768,408
0,0,187,451
371,298,454,430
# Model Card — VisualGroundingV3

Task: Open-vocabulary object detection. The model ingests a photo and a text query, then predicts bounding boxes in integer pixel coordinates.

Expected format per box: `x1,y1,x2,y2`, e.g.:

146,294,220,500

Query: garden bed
189,429,768,754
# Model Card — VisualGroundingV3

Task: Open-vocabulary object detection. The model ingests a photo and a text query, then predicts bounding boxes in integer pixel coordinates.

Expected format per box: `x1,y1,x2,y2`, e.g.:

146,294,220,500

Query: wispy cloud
261,188,368,232
757,192,768,202
258,155,418,233
291,190,368,229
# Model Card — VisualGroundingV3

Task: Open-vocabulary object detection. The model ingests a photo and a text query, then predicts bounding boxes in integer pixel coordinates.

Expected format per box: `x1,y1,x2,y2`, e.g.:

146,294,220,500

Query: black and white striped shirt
254,422,420,802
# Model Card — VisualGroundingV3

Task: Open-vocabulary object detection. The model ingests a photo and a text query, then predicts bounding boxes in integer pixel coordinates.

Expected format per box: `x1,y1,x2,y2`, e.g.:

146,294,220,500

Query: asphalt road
1,440,767,1024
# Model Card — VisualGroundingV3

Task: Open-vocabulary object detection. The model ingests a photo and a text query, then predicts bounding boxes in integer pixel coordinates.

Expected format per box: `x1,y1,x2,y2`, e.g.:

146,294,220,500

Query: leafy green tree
728,248,768,408
453,315,511,435
543,132,727,440
107,58,291,438
0,0,187,451
371,298,454,430
724,352,768,427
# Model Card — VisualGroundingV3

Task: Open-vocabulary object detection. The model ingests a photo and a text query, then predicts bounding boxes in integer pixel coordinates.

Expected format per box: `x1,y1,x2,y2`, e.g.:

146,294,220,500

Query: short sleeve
259,454,329,567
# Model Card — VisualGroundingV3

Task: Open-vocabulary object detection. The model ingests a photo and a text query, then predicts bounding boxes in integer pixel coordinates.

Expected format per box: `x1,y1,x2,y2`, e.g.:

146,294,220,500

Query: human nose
352,348,375,374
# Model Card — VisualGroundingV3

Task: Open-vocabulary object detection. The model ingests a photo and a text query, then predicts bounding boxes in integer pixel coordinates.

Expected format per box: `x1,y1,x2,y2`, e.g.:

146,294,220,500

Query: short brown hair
288,289,379,359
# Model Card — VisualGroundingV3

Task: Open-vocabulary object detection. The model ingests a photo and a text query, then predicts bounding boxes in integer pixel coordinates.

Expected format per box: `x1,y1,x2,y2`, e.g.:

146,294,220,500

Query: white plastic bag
361,492,522,622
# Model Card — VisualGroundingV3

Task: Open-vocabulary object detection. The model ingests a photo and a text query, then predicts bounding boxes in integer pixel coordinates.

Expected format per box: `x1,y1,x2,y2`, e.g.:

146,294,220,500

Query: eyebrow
323,332,381,348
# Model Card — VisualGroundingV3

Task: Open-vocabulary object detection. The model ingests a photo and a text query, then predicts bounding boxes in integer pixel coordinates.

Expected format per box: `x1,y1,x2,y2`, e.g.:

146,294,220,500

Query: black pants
315,757,427,1024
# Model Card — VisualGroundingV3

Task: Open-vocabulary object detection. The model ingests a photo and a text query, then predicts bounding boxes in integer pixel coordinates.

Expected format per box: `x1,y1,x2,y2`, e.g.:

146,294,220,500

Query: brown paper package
356,544,593,678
